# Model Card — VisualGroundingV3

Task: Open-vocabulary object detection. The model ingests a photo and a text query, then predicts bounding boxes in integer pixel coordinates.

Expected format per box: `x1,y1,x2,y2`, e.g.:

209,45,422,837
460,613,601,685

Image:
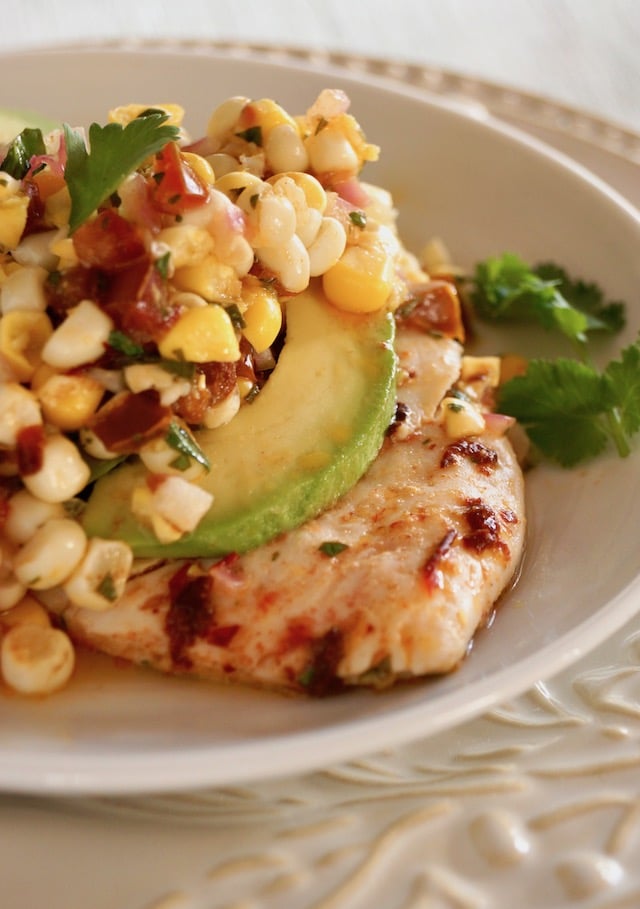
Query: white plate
0,45,639,796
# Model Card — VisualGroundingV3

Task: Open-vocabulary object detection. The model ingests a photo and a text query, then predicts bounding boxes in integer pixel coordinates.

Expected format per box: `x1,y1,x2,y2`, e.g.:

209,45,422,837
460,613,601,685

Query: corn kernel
181,151,216,186
158,303,240,363
241,284,282,352
156,224,214,270
0,310,53,381
41,299,114,370
0,595,51,630
206,96,250,143
108,103,185,127
441,396,486,439
45,186,72,229
0,195,29,250
237,99,298,144
21,434,91,503
1,624,75,695
4,489,65,545
63,538,133,611
37,372,105,430
13,518,87,590
0,382,42,446
172,256,241,302
322,241,394,313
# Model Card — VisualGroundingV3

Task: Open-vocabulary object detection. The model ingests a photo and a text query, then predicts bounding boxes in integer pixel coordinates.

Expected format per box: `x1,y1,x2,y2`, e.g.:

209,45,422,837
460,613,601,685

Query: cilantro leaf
497,338,640,465
165,422,210,472
1,127,46,179
470,253,626,344
63,111,180,232
534,261,626,334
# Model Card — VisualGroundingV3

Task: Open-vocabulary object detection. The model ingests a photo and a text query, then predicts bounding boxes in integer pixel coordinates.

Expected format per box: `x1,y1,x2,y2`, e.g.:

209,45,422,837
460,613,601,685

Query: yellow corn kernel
45,186,72,230
460,356,501,390
108,103,185,127
173,256,242,302
322,241,395,313
37,372,105,431
0,195,29,251
214,170,264,198
268,171,327,213
158,303,240,363
0,594,51,631
0,310,54,381
238,99,298,143
236,376,254,399
241,283,282,352
441,397,486,439
181,151,216,186
49,234,78,268
156,224,214,270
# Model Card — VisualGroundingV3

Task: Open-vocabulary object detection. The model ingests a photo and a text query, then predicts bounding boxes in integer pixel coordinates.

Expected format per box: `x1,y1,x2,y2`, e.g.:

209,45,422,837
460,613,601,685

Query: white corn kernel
12,231,60,270
206,153,237,179
78,427,120,461
257,234,310,294
1,624,75,695
307,217,347,276
206,96,250,143
441,396,486,439
124,363,191,407
4,489,66,545
0,265,48,313
21,434,91,503
13,518,87,590
42,299,114,370
63,537,133,611
239,187,297,247
305,128,360,175
0,382,42,446
264,122,309,173
202,386,241,429
155,224,214,270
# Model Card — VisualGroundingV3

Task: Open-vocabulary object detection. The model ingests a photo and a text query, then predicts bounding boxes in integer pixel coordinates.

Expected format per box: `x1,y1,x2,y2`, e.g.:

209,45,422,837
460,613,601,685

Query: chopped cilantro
349,210,367,229
469,252,626,345
235,126,262,146
497,337,640,465
225,303,246,329
318,541,349,557
165,422,211,472
158,358,196,380
107,330,145,359
63,111,180,232
97,573,118,602
1,127,46,179
154,250,171,280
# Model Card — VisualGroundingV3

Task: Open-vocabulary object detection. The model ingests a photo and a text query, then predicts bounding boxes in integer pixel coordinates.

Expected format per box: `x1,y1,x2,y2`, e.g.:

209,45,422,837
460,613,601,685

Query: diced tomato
149,142,209,215
105,259,180,345
73,209,147,271
45,265,108,322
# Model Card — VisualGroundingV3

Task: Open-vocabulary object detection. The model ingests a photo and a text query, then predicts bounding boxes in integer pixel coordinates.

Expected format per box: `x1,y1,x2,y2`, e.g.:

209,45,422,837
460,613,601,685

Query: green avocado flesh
82,283,397,558
0,108,57,143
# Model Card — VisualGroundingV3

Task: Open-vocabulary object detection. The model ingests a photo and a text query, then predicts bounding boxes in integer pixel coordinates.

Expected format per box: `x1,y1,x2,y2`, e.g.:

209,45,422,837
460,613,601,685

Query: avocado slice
82,282,397,558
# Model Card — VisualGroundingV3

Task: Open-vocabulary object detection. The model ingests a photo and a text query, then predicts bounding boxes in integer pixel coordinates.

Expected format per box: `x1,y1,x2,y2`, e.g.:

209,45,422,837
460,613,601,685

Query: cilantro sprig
497,338,640,466
63,111,180,232
1,127,46,179
470,252,626,346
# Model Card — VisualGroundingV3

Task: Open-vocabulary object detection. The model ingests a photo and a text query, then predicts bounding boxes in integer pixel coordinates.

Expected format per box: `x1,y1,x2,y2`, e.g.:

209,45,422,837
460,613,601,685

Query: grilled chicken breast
60,329,526,694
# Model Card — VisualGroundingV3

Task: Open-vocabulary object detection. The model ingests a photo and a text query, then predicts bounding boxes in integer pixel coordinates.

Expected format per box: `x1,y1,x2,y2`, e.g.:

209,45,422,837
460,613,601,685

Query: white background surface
6,0,640,132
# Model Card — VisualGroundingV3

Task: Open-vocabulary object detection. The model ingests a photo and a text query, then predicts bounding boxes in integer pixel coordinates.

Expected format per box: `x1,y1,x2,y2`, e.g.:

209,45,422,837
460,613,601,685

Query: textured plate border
2,40,640,909
23,36,640,165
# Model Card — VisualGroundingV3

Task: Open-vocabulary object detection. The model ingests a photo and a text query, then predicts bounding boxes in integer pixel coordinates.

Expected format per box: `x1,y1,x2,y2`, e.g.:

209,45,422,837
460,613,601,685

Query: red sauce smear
300,628,345,697
422,528,457,592
165,564,213,669
441,439,498,474
462,497,509,556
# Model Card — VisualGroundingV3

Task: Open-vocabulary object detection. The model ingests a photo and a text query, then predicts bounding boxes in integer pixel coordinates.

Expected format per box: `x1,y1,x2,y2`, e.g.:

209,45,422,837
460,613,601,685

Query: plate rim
0,41,639,795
